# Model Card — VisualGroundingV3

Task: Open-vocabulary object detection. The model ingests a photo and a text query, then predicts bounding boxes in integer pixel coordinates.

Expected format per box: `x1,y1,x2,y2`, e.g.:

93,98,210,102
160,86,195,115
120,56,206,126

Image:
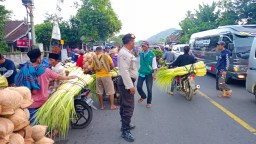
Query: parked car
172,44,188,58
149,45,162,51
246,36,256,100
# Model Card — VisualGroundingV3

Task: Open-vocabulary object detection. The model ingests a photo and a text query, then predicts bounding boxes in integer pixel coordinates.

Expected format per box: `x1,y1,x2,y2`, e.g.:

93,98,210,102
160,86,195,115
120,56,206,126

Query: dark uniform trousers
118,76,136,126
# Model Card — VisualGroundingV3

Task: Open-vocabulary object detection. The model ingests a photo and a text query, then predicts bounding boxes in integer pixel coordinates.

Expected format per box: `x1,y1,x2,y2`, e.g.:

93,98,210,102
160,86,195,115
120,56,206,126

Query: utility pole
28,4,36,49
21,0,36,49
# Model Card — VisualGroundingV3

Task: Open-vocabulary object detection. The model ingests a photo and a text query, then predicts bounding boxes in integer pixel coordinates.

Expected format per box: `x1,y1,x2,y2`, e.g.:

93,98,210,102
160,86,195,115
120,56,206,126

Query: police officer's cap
122,33,136,45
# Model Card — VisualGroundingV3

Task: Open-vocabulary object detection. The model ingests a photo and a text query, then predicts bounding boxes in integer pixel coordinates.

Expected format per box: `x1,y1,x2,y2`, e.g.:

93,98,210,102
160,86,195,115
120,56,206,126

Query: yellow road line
197,90,256,136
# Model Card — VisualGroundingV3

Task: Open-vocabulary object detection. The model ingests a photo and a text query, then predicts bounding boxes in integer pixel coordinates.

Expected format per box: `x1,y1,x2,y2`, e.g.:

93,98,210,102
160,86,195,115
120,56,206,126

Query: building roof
4,21,30,43
169,31,182,42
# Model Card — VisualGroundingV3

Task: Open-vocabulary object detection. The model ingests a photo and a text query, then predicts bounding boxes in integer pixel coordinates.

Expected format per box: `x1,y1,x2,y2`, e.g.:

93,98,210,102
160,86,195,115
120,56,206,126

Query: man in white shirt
118,33,138,142
48,53,66,94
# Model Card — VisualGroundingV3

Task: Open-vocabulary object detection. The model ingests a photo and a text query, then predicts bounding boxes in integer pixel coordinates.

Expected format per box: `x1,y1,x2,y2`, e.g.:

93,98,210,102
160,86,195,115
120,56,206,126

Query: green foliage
107,34,124,46
76,0,122,42
35,16,82,48
178,0,256,43
0,41,8,52
0,5,11,52
179,2,220,43
35,22,52,48
152,49,163,58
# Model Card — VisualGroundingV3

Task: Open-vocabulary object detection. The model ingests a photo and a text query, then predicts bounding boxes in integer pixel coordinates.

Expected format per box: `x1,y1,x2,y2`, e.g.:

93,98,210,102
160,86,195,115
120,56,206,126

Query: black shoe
121,130,135,142
120,123,136,131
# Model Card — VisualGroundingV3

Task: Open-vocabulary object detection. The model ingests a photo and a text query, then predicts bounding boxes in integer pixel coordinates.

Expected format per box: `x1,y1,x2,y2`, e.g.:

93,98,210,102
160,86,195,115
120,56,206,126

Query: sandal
110,105,119,110
138,98,145,103
146,104,152,108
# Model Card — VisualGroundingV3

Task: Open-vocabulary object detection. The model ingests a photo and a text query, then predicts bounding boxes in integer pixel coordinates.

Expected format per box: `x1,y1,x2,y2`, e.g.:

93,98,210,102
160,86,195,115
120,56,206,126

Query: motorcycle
170,65,200,101
102,77,121,104
71,86,97,129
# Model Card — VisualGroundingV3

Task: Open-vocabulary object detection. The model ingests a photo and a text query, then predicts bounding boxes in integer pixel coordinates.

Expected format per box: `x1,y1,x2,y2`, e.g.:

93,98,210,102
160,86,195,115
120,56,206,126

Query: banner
51,21,61,40
17,39,32,48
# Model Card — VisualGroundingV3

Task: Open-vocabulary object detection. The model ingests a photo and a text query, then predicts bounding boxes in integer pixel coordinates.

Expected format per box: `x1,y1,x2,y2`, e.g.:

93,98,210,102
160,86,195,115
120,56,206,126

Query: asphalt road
54,72,256,144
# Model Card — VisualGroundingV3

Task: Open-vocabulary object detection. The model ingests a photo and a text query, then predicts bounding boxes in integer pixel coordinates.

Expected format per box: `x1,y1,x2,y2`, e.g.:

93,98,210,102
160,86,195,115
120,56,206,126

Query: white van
172,44,188,58
246,36,256,100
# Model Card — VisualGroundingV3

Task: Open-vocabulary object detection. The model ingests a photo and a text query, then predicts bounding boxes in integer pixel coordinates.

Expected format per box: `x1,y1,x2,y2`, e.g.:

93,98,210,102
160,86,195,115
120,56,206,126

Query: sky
2,0,213,40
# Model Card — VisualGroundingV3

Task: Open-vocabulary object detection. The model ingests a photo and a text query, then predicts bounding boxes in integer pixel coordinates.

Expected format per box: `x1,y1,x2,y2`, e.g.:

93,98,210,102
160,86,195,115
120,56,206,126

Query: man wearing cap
76,49,85,69
162,45,175,65
109,49,118,67
72,48,80,62
104,46,111,55
0,54,17,86
216,41,232,97
118,33,137,142
137,40,157,108
15,49,76,123
90,47,118,110
48,53,66,94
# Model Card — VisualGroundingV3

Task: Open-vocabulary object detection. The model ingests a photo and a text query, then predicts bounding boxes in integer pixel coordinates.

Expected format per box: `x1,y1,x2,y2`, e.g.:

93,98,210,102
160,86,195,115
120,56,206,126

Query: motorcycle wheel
184,80,193,101
71,100,93,129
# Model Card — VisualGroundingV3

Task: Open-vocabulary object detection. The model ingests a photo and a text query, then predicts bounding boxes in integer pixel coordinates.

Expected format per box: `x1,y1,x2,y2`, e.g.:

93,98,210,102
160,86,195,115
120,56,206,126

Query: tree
0,5,10,52
232,0,256,24
219,0,256,24
107,34,124,46
179,2,220,43
35,22,52,48
35,15,82,49
76,0,122,42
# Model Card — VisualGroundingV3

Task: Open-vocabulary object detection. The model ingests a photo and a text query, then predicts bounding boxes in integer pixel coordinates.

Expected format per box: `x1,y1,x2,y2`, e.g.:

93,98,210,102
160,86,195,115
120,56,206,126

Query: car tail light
189,74,196,79
211,66,215,72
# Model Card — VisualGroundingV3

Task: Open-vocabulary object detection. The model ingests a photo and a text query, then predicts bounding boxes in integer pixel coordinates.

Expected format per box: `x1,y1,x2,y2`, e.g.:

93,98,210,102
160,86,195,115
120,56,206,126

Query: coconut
22,109,30,120
85,54,91,60
0,135,9,144
7,109,30,131
0,118,14,138
16,125,32,139
0,88,23,115
87,65,92,71
9,133,25,144
31,125,48,141
8,87,33,108
85,61,89,66
88,58,92,63
35,137,54,144
24,138,34,144
16,125,34,144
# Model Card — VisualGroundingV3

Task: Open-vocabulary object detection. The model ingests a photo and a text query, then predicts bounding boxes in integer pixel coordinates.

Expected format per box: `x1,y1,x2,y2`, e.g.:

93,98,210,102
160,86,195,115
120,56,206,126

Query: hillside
147,28,177,43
